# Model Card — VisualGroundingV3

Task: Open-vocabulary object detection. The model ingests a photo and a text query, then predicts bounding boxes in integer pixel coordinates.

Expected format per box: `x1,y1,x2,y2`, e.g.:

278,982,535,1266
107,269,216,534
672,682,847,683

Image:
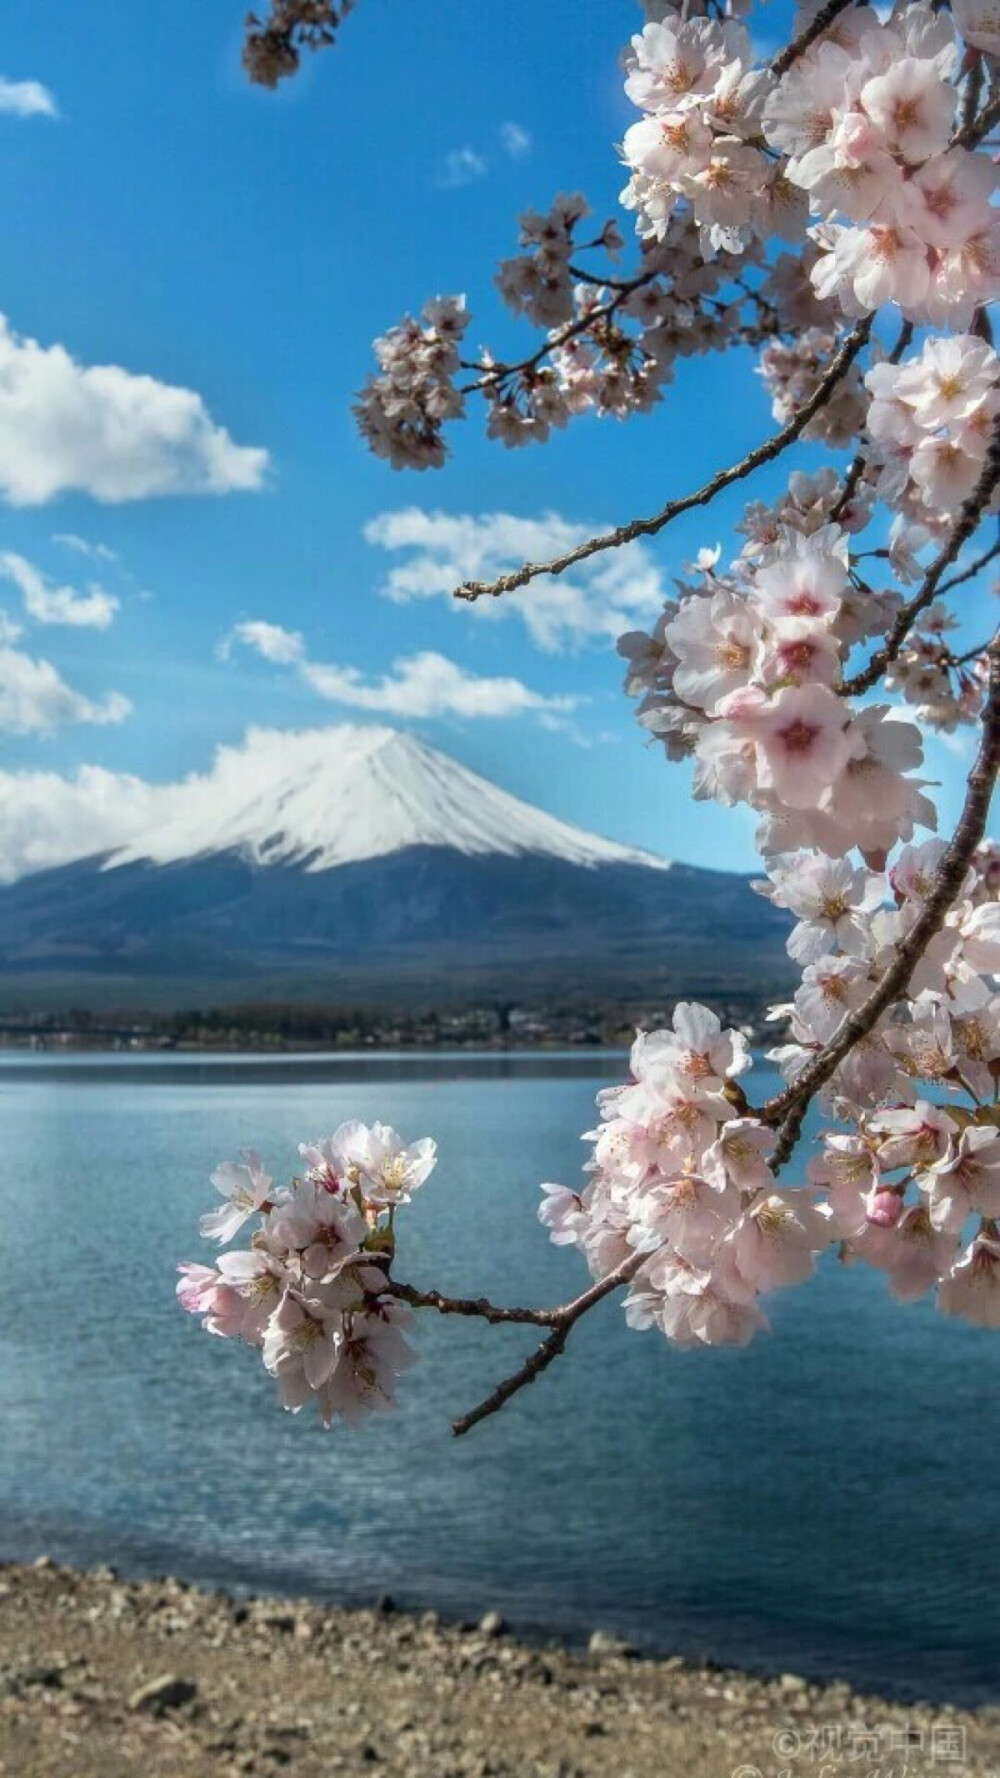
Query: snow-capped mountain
104,724,671,876
0,724,791,1007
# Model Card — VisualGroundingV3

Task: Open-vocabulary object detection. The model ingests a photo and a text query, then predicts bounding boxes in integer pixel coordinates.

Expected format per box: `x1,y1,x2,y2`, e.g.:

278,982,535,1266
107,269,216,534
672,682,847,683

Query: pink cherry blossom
939,1232,1000,1327
922,1127,1000,1234
869,1101,958,1171
200,1150,274,1244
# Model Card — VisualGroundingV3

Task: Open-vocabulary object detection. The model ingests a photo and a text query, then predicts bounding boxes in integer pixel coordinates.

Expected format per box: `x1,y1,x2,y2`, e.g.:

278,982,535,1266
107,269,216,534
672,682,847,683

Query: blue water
1,1050,998,1703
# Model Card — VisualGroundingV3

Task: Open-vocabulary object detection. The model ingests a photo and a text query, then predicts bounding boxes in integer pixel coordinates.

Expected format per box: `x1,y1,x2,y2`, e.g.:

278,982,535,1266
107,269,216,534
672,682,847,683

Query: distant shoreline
0,1006,780,1056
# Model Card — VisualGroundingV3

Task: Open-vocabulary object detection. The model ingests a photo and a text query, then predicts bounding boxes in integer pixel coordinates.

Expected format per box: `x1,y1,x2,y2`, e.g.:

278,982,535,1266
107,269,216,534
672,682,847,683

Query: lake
1,1050,998,1702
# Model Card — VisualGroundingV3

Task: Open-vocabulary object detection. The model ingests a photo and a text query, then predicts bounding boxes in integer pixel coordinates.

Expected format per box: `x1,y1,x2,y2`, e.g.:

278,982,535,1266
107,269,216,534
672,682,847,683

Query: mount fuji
0,725,791,1007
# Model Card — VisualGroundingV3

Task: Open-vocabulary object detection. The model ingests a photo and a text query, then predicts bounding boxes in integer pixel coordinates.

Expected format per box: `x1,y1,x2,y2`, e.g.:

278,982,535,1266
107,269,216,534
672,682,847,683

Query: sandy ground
1,1560,999,1778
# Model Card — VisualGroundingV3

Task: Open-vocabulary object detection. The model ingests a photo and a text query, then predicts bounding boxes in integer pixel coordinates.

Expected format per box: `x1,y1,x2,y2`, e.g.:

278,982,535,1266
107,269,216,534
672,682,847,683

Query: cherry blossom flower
721,1190,832,1297
869,1101,958,1171
201,1150,273,1244
262,1289,345,1407
758,853,884,963
922,1127,1000,1234
359,1123,438,1207
314,1307,418,1427
939,1232,1000,1326
666,588,761,713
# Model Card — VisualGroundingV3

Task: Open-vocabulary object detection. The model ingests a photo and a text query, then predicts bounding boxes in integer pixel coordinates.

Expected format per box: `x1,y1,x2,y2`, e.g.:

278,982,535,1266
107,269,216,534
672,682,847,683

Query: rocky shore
1,1560,998,1778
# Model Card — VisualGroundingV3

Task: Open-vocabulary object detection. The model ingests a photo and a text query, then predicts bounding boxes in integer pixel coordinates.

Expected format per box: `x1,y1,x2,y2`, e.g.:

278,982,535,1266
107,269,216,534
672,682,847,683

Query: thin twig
950,638,994,668
456,316,873,603
770,0,853,77
829,451,869,525
953,89,1000,151
450,1251,646,1437
937,538,1000,600
765,633,1000,1169
458,270,659,396
383,1280,557,1327
841,422,1000,697
830,322,912,524
960,53,984,138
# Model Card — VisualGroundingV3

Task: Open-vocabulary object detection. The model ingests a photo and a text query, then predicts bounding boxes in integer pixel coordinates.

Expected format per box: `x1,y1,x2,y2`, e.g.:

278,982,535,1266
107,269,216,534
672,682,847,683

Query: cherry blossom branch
448,1252,647,1437
458,272,777,401
458,271,659,395
455,316,873,604
770,0,853,77
765,633,1000,1168
841,420,1000,697
243,0,354,86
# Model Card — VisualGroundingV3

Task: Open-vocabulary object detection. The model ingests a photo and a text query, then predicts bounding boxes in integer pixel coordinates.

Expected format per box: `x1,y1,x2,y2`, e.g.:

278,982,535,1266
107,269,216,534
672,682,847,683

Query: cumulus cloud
0,77,57,119
0,764,160,882
225,620,577,722
0,316,269,505
440,146,487,188
0,644,130,734
364,507,668,652
0,551,118,629
500,121,532,159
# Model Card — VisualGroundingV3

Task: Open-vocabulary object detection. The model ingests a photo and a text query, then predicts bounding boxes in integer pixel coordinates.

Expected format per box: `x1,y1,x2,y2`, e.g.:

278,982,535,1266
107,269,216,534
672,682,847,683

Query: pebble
128,1673,198,1714
588,1631,636,1659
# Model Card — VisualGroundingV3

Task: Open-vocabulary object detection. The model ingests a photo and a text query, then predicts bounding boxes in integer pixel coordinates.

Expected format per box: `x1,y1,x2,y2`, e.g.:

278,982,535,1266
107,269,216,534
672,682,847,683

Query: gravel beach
1,1560,998,1778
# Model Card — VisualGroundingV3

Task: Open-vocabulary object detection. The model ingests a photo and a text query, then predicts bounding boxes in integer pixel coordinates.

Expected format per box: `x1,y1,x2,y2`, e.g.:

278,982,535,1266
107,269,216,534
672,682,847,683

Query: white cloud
52,533,119,565
223,618,303,665
0,77,57,119
0,316,269,505
302,651,576,721
0,644,130,734
440,146,488,188
364,507,668,652
0,764,159,882
0,608,22,644
500,121,532,159
225,620,577,722
0,552,119,629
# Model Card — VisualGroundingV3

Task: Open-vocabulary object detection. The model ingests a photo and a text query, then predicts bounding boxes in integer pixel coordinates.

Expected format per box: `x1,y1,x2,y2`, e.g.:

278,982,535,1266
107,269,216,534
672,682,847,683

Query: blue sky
0,0,992,875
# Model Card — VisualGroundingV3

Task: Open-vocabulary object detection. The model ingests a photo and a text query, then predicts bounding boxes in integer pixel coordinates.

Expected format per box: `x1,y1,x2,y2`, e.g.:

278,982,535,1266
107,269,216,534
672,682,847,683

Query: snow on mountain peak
104,724,671,875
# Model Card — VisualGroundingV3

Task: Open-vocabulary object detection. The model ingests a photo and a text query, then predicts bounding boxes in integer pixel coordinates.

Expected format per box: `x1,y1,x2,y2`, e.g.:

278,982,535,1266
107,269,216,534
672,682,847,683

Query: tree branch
937,537,1000,600
383,1280,558,1327
770,0,853,78
960,53,984,139
841,421,1000,698
455,317,873,604
450,1252,647,1437
953,89,1000,151
765,632,1000,1168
